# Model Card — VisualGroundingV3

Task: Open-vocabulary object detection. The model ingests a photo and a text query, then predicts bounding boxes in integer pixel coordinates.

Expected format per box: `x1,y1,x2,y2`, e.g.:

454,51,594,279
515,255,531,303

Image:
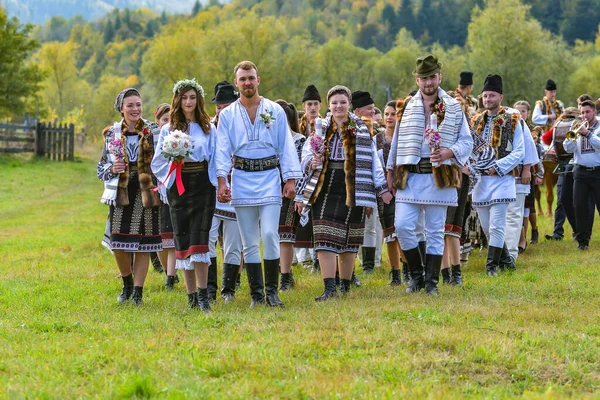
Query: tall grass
1,154,599,398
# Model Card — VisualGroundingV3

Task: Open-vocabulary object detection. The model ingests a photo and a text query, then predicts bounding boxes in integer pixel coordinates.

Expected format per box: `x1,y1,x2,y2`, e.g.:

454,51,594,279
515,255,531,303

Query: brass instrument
565,118,589,140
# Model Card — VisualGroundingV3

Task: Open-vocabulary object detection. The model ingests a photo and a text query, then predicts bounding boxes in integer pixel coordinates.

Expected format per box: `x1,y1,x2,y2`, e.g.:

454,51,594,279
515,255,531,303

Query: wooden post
68,123,74,161
51,126,56,161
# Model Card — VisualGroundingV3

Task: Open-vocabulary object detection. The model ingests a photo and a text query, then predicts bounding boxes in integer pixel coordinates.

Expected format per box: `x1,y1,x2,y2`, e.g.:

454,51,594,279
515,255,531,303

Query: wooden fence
0,122,75,161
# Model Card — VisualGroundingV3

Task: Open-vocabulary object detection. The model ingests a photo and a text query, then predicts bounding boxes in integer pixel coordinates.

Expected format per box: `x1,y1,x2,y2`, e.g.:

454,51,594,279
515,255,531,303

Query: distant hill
0,0,207,24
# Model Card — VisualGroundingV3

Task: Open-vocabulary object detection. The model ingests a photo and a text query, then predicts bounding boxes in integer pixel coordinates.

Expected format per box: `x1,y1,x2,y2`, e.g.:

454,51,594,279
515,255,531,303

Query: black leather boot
351,270,361,287
315,278,337,302
402,262,410,285
486,246,503,276
404,247,425,293
165,275,176,291
150,252,164,273
441,268,451,284
131,286,143,306
451,264,463,286
361,247,376,273
207,257,218,303
311,254,321,274
280,272,293,292
246,263,265,308
197,288,212,312
187,292,198,309
499,244,516,271
425,255,442,295
221,263,238,303
340,278,352,295
418,241,427,267
530,228,539,244
117,274,134,303
389,268,401,286
264,259,284,307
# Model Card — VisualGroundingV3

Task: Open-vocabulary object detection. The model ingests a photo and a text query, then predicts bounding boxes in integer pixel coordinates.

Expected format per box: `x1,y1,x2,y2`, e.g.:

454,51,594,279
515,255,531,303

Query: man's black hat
351,90,374,109
302,85,321,103
212,82,239,104
546,79,557,91
459,71,473,86
482,74,503,94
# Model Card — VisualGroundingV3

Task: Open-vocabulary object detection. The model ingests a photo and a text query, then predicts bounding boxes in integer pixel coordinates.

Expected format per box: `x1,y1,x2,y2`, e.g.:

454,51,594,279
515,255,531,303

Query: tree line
1,0,599,141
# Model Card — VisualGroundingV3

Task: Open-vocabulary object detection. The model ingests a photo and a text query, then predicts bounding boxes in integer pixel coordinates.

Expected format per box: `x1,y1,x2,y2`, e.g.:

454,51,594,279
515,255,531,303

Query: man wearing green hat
386,55,473,296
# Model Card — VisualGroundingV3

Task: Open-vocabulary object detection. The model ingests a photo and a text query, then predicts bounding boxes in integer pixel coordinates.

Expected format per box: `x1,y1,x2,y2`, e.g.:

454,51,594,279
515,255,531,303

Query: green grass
1,153,600,398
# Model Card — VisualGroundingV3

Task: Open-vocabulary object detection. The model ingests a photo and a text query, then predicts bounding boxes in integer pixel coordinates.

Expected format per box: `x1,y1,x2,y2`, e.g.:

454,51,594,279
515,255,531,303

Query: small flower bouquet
425,128,442,167
156,130,194,195
108,138,125,164
259,110,275,129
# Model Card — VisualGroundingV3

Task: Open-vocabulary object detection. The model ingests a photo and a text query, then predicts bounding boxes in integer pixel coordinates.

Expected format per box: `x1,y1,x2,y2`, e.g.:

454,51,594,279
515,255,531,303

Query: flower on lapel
348,119,358,136
259,111,276,129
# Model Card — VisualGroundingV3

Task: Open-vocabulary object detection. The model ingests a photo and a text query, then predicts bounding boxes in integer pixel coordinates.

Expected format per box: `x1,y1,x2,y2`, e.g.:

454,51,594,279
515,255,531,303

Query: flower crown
173,78,205,98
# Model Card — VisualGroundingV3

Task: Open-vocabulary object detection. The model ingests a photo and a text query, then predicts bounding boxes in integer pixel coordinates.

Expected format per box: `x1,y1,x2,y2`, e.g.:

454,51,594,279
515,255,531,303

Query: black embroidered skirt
524,181,536,209
159,204,175,249
295,215,314,248
108,169,162,252
279,193,300,243
312,163,365,254
445,173,470,238
167,165,215,260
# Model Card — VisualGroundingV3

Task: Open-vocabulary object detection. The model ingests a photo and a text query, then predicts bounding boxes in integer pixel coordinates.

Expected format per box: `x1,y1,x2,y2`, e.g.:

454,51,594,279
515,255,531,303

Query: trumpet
565,118,589,140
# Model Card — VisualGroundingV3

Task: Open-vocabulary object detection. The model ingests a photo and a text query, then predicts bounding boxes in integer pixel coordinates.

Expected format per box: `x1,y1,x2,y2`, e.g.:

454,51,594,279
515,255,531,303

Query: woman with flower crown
151,78,217,312
299,85,392,301
97,88,162,306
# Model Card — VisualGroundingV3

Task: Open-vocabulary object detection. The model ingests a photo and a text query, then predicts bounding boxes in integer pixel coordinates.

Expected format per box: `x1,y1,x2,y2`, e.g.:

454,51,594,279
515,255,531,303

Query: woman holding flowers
300,85,392,301
151,79,217,311
97,88,162,306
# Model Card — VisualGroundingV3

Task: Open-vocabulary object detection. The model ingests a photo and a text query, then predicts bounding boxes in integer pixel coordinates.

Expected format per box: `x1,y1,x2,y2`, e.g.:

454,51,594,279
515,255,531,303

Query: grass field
1,153,600,399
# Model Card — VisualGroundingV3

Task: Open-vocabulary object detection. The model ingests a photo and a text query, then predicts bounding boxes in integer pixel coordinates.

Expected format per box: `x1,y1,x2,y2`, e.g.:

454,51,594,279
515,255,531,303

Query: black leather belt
575,164,600,172
407,158,433,174
233,155,279,172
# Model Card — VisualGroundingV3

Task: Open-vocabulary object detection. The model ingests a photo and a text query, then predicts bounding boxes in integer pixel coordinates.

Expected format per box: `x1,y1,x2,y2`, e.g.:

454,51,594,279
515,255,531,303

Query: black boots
221,263,238,302
245,262,265,308
486,246,503,276
197,288,211,311
264,259,284,307
424,255,442,295
165,275,176,290
280,271,294,292
340,279,352,295
131,286,143,306
150,252,164,273
499,244,516,271
362,247,376,273
404,247,425,293
402,262,410,285
188,292,198,309
530,228,539,244
441,268,452,284
350,270,362,287
451,264,463,286
315,278,337,302
117,274,134,303
389,268,402,286
207,257,218,303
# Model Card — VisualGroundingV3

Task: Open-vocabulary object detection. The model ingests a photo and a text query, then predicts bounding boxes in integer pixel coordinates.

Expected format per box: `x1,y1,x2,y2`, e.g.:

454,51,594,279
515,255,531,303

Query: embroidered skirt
279,193,300,243
377,195,397,243
312,163,365,254
524,181,536,209
108,169,162,252
295,216,314,248
445,174,470,238
167,165,215,261
159,204,175,249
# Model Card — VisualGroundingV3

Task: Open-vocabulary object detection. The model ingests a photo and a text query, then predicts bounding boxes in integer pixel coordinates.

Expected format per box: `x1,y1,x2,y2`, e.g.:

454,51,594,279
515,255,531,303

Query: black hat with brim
212,83,239,104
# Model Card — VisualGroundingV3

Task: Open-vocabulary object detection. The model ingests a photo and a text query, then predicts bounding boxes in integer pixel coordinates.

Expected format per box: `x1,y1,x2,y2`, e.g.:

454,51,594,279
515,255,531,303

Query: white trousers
476,202,510,249
395,202,447,255
235,204,281,263
504,193,526,261
208,216,243,265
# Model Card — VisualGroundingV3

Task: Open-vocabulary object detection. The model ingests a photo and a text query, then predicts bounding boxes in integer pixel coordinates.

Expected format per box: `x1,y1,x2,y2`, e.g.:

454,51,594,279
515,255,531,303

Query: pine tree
192,0,202,16
103,19,114,44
